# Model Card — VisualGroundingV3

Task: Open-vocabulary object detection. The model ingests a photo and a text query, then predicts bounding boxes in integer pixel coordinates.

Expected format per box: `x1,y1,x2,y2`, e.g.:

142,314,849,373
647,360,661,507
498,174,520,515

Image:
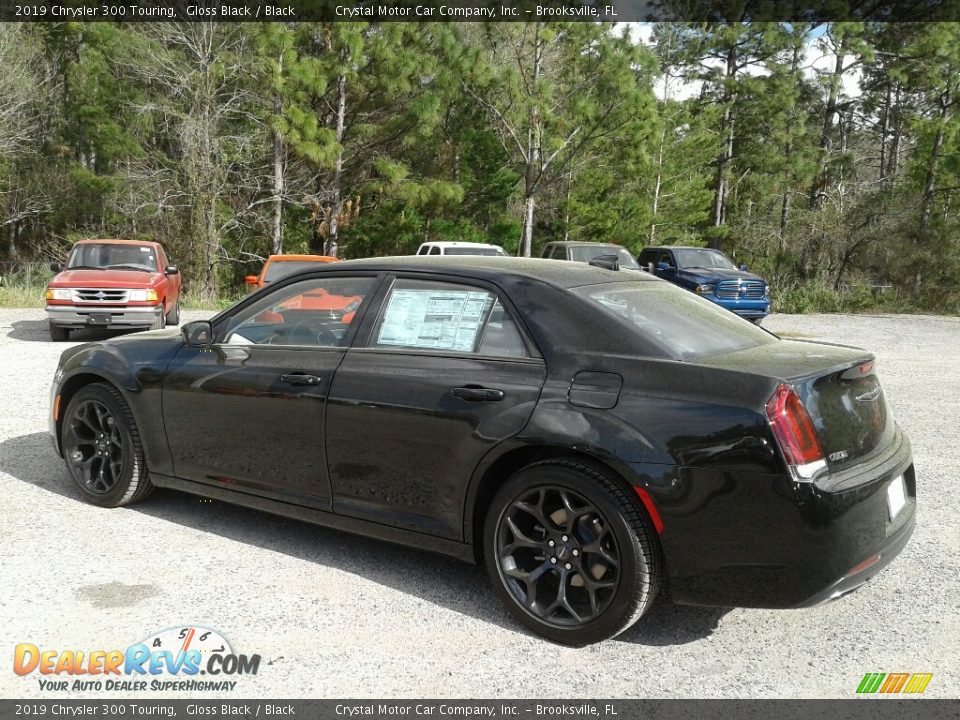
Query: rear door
325,275,547,539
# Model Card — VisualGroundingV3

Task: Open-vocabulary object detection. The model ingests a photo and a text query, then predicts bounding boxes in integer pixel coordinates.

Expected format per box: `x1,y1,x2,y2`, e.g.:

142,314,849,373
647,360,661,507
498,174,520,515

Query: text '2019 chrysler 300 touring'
49,257,916,645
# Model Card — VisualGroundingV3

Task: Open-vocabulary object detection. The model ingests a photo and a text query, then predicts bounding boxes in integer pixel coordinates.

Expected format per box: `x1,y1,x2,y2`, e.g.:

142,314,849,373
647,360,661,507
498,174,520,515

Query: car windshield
67,244,158,272
263,261,324,283
672,248,737,270
573,282,776,359
568,245,640,269
444,247,507,256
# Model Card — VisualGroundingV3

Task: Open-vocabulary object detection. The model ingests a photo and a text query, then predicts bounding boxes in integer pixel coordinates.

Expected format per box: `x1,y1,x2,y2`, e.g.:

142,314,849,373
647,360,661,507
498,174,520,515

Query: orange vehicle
246,254,362,327
245,254,337,289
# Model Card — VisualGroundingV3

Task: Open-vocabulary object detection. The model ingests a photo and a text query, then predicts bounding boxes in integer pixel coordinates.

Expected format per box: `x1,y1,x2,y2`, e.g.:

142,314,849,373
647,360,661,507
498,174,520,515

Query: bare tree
118,22,263,298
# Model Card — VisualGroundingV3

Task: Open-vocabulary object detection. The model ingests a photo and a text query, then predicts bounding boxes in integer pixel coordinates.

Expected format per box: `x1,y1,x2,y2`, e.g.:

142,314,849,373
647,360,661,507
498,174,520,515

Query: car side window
416,246,428,255
542,245,554,259
429,246,441,255
658,251,675,269
370,279,528,358
222,276,376,348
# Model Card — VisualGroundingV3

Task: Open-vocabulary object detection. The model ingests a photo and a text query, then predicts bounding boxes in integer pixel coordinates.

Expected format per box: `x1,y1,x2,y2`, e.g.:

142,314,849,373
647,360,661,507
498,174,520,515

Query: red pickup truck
45,239,182,341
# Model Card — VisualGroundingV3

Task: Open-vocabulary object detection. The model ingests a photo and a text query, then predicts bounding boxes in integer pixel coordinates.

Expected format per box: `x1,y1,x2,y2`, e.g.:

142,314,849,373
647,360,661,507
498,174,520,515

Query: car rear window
568,246,639,269
572,282,776,359
263,261,323,283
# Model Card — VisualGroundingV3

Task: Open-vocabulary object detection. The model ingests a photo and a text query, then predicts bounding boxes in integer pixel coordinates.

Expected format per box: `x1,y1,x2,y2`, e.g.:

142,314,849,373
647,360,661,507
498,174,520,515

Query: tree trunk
887,82,903,180
649,122,666,245
325,71,347,258
809,37,847,210
519,23,543,258
920,91,949,231
271,54,284,256
521,194,535,259
7,221,18,261
878,80,891,190
709,44,737,248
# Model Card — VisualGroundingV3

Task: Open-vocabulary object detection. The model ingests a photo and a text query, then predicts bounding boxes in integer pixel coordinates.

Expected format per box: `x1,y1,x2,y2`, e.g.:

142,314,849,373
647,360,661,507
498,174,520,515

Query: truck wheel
49,323,71,342
484,459,662,646
165,299,181,326
150,310,166,331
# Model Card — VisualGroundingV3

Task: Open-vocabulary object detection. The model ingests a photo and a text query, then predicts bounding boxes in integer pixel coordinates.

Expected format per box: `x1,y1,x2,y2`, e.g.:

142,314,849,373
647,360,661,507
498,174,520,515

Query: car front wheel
61,383,154,508
484,459,661,645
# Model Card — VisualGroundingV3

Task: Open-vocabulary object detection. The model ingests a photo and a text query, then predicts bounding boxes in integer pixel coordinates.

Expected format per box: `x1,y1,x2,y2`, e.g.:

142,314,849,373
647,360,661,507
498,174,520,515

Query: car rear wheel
165,299,180,326
61,383,154,508
484,459,661,646
49,323,70,342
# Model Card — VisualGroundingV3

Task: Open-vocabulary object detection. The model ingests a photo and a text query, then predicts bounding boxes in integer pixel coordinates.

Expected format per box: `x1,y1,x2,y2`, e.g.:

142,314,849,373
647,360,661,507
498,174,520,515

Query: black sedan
48,257,916,645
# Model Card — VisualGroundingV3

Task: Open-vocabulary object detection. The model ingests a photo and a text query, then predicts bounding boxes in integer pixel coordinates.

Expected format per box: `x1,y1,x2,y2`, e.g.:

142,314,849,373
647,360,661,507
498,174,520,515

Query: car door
161,273,380,508
653,250,678,279
325,275,547,539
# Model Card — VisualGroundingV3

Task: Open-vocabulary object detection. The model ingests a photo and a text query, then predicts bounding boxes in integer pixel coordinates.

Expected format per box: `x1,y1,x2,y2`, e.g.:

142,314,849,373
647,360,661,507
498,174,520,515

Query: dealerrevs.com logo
14,626,261,692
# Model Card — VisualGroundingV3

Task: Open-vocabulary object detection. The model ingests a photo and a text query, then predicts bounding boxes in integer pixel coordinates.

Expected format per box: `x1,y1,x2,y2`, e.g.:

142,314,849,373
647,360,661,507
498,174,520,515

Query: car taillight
765,383,826,480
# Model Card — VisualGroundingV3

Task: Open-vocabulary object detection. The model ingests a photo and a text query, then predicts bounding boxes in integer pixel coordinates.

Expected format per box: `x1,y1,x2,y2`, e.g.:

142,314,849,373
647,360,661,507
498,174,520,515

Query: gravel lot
1,308,958,699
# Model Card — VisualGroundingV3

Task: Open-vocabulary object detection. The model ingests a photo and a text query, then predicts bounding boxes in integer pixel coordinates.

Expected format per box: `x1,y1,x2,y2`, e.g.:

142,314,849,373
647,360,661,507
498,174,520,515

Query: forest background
1,21,958,313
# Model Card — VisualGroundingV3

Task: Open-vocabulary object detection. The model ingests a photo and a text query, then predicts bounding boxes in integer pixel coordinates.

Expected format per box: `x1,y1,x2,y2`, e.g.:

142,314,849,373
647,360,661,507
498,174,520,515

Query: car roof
266,254,336,263
74,238,161,247
642,246,723,252
420,242,503,248
308,256,656,289
545,241,625,247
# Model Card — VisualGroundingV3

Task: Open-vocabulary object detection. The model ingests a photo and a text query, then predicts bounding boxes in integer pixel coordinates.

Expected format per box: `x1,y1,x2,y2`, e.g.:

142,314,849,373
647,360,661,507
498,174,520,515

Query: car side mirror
182,320,213,347
739,264,749,272
245,275,259,286
50,262,63,273
164,265,180,276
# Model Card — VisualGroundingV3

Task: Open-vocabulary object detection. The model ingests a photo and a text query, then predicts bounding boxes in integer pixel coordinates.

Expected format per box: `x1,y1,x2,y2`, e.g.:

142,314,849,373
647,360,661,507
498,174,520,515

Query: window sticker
378,288,493,351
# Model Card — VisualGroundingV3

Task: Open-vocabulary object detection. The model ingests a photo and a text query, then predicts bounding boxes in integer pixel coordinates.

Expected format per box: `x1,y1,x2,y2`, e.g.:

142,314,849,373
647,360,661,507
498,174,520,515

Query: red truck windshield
68,244,158,272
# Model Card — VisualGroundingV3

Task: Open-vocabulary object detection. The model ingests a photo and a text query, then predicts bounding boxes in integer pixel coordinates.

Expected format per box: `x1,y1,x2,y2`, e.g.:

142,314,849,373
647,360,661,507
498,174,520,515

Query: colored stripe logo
857,673,933,694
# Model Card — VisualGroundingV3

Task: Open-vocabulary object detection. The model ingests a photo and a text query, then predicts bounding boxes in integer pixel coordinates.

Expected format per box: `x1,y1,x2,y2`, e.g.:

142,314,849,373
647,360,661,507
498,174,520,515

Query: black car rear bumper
658,429,916,608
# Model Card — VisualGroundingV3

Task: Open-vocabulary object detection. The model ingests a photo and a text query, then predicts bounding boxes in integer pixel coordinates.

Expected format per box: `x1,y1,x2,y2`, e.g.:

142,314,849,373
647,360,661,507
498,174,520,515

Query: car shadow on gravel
1,430,726,647
8,319,134,343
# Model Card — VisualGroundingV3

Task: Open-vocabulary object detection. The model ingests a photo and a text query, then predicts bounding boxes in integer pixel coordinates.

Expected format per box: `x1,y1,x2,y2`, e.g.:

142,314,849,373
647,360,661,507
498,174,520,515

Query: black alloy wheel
497,486,621,625
485,460,661,645
61,383,153,507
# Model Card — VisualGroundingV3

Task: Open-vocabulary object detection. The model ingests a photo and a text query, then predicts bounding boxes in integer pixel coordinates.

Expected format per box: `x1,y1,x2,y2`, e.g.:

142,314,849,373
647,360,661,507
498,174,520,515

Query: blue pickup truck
638,246,770,323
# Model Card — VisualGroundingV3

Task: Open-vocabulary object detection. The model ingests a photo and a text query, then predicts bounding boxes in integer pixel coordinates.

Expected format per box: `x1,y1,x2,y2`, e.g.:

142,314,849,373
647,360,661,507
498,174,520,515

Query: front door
161,274,379,507
326,276,547,539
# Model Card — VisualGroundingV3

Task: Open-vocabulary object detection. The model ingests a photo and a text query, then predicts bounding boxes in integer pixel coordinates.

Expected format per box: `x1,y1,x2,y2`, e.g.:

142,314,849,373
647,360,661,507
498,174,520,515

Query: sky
620,23,864,102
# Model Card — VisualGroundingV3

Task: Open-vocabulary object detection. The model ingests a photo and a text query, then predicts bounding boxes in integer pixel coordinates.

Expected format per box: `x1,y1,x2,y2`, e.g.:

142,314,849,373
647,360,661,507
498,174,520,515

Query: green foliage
1,21,959,314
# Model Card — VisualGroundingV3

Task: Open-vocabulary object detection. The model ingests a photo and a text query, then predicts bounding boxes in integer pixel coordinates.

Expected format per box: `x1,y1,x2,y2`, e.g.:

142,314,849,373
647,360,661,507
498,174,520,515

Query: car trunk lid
698,339,895,470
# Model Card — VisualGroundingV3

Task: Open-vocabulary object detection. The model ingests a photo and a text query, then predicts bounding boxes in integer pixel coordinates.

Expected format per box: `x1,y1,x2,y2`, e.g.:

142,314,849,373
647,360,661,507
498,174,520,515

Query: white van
415,242,508,257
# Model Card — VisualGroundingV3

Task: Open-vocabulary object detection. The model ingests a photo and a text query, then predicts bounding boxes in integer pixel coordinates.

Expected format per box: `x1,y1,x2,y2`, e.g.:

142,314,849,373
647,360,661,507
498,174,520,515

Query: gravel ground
1,308,958,699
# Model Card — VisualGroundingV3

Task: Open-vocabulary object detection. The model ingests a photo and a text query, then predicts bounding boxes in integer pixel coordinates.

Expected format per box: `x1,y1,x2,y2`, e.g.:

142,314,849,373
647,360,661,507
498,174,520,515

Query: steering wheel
282,320,337,347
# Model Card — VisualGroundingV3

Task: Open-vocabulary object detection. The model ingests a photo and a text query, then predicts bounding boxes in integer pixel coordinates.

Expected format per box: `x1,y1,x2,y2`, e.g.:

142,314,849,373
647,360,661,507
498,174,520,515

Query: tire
483,459,661,646
49,323,70,342
150,308,166,331
60,383,154,508
750,317,763,325
165,299,181,326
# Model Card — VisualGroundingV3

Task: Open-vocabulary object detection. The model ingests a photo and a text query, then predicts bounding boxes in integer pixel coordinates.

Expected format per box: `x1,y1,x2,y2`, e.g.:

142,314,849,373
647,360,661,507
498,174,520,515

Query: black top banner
2,0,960,22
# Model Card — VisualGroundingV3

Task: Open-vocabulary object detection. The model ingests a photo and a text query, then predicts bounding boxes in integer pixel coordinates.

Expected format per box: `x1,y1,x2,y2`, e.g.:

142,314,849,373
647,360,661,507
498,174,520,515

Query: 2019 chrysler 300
48,257,916,645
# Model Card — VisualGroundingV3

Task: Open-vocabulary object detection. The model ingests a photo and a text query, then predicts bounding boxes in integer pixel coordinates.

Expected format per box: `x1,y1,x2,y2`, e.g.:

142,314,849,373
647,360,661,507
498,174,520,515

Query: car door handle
452,386,504,402
280,373,323,387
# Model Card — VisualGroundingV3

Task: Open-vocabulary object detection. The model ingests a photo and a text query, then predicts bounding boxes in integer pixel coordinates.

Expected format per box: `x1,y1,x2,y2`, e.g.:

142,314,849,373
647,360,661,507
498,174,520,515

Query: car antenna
589,255,620,271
